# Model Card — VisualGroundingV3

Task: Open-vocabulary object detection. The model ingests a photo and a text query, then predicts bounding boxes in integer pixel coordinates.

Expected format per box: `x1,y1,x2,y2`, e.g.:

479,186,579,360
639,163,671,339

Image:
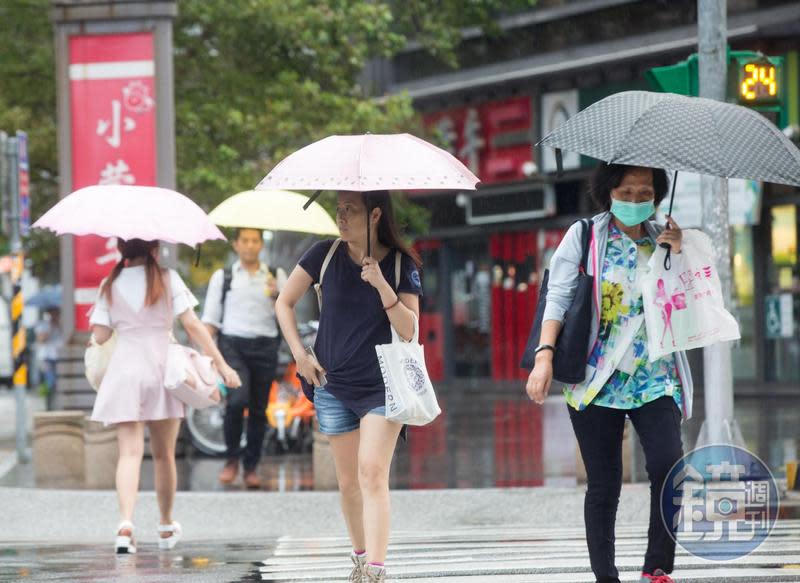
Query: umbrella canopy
257,133,480,192
33,185,225,246
209,190,338,236
540,91,800,187
27,285,62,310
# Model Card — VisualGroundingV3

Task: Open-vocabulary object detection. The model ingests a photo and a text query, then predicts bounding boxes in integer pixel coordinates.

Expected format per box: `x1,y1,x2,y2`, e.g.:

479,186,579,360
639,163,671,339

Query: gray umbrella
540,90,800,268
539,90,800,187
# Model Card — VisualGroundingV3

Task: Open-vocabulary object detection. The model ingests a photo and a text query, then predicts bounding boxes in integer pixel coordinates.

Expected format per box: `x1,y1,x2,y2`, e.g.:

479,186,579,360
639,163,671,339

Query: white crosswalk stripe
256,521,800,582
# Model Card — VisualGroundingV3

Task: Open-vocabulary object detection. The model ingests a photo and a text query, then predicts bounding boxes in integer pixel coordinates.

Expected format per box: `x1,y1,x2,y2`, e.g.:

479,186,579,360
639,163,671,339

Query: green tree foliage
0,0,59,277
0,0,534,281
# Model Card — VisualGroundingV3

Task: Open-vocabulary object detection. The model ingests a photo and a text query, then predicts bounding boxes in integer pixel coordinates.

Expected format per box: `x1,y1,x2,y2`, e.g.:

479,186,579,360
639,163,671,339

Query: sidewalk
0,484,653,544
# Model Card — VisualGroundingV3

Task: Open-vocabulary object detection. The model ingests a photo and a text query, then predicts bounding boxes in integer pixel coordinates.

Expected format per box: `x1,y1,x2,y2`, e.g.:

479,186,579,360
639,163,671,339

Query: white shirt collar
233,260,267,275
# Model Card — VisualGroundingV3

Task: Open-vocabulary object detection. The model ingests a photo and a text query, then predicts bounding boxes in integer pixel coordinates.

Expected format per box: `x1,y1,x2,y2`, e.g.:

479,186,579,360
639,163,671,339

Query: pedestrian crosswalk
257,521,800,582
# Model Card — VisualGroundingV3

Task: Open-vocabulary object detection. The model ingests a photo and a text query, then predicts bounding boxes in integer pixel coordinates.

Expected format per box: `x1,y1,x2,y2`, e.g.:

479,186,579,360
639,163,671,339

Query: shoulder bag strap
579,219,594,273
315,239,342,312
319,239,342,286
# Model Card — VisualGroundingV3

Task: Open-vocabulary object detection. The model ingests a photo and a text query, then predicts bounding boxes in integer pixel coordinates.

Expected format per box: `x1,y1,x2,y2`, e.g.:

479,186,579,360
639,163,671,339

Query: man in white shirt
202,228,286,488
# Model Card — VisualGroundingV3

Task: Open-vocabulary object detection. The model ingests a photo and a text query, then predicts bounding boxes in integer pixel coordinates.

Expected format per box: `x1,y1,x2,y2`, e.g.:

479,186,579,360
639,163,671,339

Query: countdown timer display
739,61,780,104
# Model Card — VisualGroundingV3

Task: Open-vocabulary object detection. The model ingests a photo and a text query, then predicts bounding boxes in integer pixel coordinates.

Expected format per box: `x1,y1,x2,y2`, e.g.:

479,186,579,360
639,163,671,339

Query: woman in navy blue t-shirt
276,190,422,582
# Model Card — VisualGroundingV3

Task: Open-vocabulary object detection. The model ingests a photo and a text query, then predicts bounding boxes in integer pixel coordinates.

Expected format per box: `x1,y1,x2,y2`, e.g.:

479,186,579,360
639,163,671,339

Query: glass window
449,239,492,377
731,226,756,380
765,205,800,383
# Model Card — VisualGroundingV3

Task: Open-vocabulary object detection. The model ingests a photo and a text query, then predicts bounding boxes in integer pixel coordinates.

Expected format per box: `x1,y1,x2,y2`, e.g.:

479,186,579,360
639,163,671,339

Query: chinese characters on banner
68,33,157,330
424,96,533,185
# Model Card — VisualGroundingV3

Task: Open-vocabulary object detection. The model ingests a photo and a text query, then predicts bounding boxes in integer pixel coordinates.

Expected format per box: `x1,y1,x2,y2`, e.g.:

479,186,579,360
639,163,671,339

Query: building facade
366,0,800,467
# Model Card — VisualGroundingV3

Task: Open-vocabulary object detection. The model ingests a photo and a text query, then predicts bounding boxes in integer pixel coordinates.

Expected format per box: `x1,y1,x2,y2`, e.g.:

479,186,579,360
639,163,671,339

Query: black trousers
568,396,684,583
219,335,279,471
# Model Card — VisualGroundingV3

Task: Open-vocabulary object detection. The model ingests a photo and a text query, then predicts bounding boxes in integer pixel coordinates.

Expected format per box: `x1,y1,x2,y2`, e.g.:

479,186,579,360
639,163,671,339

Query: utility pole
696,0,744,448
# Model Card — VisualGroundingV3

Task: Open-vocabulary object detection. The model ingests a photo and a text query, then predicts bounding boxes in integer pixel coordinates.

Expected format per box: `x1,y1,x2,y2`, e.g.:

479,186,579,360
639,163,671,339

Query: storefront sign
540,90,580,173
656,173,763,227
425,96,533,184
69,32,157,330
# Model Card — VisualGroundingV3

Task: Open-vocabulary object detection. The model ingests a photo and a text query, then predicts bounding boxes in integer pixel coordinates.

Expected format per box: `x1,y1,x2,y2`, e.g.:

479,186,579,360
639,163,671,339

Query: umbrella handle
659,171,678,270
304,190,322,210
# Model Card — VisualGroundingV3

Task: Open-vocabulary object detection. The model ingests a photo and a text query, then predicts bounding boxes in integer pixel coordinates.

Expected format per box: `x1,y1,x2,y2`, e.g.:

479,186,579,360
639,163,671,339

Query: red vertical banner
69,33,157,330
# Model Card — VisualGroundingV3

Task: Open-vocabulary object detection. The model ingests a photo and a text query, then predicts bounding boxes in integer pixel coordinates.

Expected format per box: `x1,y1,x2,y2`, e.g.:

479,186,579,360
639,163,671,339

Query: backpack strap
220,266,233,324
314,239,342,311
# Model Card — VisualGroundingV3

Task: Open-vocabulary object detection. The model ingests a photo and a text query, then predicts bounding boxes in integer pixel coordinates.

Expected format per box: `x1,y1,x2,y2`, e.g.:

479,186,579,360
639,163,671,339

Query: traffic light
645,53,700,96
646,48,787,127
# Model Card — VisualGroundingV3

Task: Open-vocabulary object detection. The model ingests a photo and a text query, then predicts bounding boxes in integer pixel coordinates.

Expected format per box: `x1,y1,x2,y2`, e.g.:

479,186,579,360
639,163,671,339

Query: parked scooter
264,359,315,454
186,321,318,456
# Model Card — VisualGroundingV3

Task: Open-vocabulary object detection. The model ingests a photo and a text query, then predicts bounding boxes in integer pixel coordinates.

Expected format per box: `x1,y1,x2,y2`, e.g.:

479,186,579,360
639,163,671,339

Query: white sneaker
363,564,386,582
115,521,136,555
348,551,366,582
157,521,182,550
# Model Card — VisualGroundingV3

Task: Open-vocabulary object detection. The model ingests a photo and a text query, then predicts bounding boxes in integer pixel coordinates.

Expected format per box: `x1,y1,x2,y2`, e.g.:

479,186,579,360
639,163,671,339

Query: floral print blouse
564,222,683,411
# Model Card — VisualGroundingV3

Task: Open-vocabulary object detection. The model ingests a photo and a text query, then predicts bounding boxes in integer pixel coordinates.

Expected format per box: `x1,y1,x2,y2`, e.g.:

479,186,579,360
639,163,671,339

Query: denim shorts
313,387,385,435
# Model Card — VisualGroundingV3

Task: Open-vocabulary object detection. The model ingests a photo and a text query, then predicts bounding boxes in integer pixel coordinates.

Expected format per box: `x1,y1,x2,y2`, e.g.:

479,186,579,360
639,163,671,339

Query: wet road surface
0,541,270,583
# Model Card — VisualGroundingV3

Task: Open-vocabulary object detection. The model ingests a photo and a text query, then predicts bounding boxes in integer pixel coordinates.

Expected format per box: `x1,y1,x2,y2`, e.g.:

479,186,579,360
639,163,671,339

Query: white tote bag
84,331,117,392
376,314,441,426
642,229,741,361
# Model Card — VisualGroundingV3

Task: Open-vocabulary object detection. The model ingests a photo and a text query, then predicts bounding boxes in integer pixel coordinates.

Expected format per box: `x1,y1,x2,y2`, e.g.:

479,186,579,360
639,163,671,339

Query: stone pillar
33,411,85,488
84,418,119,489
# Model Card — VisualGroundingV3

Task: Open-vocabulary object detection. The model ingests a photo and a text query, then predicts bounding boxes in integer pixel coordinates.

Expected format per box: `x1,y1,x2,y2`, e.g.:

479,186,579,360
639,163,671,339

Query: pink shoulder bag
161,271,221,409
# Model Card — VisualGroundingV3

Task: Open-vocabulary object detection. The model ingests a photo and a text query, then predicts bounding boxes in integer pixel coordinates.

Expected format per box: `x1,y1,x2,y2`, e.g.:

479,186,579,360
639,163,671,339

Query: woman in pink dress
90,238,241,554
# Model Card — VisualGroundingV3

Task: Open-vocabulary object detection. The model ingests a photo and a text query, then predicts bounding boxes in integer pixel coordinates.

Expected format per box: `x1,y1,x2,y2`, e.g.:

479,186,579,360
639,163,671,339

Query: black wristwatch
534,344,556,356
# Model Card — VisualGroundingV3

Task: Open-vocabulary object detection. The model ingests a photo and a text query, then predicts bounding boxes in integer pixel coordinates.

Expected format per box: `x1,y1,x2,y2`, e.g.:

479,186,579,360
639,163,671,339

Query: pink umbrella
256,133,480,193
33,185,225,246
256,133,479,256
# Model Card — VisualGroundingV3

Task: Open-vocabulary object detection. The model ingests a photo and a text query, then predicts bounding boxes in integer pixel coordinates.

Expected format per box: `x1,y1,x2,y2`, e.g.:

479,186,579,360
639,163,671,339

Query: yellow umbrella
208,189,339,236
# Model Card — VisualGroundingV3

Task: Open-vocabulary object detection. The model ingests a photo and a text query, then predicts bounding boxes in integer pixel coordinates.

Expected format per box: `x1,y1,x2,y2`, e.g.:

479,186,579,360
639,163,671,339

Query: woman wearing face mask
276,191,422,583
526,164,693,583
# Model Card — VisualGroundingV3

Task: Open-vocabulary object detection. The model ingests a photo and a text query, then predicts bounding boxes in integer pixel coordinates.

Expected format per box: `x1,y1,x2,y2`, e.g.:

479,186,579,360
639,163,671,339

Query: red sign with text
424,96,533,185
69,33,157,330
